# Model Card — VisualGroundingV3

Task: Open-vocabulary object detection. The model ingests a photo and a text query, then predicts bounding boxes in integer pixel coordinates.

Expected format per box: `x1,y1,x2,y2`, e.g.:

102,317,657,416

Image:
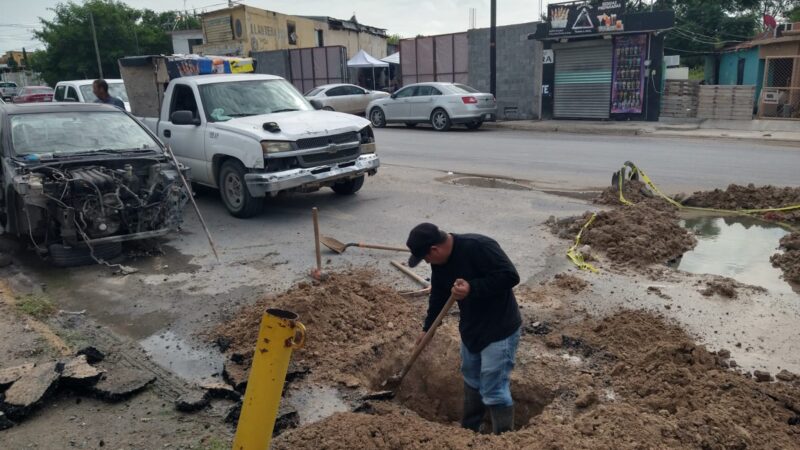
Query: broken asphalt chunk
199,380,241,401
76,346,105,364
175,390,211,413
60,355,104,386
1,361,61,420
88,368,155,402
0,411,14,430
273,405,299,436
0,363,35,390
222,360,249,394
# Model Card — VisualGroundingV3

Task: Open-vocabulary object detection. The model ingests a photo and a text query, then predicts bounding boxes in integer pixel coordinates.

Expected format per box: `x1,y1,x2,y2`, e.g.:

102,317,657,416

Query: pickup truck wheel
370,108,386,128
431,109,452,131
49,242,122,267
331,175,365,195
219,160,263,218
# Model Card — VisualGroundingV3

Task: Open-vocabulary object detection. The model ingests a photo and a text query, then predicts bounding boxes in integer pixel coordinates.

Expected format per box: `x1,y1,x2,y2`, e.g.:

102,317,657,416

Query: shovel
382,293,458,390
320,235,409,254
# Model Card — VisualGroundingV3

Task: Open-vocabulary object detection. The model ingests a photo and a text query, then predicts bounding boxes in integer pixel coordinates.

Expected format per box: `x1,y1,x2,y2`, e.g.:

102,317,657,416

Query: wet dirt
448,176,532,191
771,232,800,285
550,273,589,293
139,330,223,383
550,203,696,266
683,184,800,218
273,309,800,449
676,215,795,294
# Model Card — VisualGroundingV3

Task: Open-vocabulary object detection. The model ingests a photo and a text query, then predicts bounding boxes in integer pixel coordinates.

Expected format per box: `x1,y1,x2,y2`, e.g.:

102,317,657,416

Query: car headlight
261,141,294,155
359,126,376,154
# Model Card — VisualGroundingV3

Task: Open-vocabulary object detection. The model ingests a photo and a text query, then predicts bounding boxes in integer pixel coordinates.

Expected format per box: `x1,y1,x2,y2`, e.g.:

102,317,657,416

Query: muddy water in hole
676,215,797,295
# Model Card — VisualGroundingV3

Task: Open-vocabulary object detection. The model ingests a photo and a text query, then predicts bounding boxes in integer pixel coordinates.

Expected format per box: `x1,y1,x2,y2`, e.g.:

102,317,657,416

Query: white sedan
366,82,496,131
305,84,389,115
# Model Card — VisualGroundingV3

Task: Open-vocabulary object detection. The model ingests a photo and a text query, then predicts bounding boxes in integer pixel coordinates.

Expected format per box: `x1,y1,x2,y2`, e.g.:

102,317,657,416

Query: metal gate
758,56,800,120
252,46,349,94
553,40,613,119
400,33,468,85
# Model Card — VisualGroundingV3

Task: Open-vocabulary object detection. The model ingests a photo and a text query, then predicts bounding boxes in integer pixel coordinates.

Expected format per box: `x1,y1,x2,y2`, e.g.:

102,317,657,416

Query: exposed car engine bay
8,158,189,251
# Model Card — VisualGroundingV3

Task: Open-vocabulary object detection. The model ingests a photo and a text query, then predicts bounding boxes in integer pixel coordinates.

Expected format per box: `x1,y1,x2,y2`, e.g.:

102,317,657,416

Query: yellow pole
232,309,306,450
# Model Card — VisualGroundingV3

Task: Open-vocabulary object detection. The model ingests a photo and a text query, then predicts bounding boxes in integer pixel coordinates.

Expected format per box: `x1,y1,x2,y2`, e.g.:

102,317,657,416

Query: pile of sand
212,270,423,383
273,311,800,449
554,204,696,266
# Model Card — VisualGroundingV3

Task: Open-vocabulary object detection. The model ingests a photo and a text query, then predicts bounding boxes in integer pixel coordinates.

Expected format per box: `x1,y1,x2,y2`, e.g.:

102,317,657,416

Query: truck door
161,84,210,183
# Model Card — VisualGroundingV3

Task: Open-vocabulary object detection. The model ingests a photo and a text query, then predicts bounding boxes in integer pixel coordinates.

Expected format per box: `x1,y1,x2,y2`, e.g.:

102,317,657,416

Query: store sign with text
547,1,626,37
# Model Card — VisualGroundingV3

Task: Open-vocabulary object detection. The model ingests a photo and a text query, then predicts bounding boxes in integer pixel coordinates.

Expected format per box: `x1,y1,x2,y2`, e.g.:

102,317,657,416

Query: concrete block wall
468,22,542,120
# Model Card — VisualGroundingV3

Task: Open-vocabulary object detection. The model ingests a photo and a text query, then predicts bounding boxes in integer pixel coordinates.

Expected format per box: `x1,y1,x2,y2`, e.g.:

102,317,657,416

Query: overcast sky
1,0,559,51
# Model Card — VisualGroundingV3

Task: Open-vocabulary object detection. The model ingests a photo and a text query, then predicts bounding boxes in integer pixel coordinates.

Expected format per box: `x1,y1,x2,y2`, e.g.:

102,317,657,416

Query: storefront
531,1,674,121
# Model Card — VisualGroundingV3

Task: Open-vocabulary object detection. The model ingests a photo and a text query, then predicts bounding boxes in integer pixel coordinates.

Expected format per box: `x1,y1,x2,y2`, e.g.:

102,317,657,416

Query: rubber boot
488,404,514,434
461,383,485,432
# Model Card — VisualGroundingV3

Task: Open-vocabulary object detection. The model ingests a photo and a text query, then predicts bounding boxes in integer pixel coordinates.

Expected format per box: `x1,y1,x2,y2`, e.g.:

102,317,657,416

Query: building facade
194,5,387,59
169,29,205,55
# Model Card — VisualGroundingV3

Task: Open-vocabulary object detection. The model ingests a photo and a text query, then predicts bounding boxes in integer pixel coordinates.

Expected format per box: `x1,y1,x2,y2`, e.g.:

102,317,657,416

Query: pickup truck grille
298,147,360,168
296,132,359,150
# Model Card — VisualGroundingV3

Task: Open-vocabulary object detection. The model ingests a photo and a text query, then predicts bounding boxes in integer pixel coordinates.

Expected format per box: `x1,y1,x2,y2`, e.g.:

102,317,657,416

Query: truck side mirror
390,93,398,99
171,110,200,125
309,99,324,110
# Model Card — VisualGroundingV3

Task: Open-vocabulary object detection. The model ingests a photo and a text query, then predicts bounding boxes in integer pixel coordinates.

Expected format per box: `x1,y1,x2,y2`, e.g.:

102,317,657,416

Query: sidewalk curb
483,122,800,146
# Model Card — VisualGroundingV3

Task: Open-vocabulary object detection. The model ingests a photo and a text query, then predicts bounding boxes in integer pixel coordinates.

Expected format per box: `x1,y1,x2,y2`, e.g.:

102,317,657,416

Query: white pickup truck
120,58,379,218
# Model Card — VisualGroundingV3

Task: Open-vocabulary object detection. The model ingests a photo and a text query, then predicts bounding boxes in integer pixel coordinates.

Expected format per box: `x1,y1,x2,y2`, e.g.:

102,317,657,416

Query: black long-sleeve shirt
423,233,521,353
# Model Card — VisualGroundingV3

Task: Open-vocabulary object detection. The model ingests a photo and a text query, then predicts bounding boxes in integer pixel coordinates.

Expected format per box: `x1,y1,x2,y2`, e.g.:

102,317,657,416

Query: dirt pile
594,179,653,206
772,233,800,283
212,270,422,384
550,273,589,293
273,311,800,449
684,184,800,224
555,204,696,266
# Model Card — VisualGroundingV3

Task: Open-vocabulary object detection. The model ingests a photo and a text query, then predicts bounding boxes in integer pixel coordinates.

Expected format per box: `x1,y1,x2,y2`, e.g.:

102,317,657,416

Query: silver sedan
305,84,390,115
366,82,496,131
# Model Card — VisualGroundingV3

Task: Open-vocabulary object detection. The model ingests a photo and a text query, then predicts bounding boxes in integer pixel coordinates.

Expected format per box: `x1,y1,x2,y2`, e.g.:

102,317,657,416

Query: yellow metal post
233,308,306,450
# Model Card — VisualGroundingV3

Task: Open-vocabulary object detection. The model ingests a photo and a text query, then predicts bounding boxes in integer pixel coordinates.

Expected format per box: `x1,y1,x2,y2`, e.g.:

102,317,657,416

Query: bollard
232,308,306,450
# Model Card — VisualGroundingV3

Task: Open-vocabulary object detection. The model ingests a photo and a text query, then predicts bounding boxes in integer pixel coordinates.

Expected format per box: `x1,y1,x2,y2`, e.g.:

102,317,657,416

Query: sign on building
547,1,625,37
542,49,554,64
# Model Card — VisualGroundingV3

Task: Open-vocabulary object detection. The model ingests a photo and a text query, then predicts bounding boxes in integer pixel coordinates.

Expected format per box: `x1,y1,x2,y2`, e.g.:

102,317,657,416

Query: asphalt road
375,126,800,192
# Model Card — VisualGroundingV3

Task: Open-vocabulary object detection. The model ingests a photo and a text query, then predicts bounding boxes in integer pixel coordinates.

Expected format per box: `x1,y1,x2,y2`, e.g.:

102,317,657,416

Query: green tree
33,0,195,86
387,34,402,45
7,56,18,71
788,5,800,21
22,48,29,68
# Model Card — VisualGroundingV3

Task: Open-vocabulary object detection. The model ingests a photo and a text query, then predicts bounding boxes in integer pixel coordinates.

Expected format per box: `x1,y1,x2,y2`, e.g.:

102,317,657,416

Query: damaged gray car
0,103,189,266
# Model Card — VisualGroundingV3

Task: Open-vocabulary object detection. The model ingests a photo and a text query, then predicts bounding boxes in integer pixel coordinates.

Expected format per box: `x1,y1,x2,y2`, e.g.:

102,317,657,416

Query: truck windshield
10,111,160,156
199,79,312,122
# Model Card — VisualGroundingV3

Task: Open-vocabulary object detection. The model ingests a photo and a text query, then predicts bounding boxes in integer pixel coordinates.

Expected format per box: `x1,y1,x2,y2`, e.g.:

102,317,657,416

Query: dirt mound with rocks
553,204,696,266
212,270,422,383
274,310,800,449
550,273,589,293
684,184,800,224
772,233,800,284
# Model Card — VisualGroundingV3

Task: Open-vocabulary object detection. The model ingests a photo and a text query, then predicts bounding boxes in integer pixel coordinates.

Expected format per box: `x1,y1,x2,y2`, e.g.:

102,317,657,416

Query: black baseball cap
406,223,447,267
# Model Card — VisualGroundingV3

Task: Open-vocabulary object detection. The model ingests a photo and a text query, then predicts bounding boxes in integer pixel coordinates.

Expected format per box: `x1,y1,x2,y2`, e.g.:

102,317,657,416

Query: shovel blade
320,236,348,254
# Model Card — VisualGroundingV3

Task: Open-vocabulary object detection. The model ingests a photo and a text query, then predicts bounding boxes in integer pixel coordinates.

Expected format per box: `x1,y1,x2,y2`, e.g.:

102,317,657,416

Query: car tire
331,175,365,195
431,109,452,131
370,108,386,128
219,160,264,218
49,242,122,267
465,120,483,130
323,106,335,111
405,123,417,128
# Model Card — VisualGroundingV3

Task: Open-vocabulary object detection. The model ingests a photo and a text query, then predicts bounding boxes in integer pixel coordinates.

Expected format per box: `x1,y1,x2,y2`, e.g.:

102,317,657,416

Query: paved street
376,127,800,192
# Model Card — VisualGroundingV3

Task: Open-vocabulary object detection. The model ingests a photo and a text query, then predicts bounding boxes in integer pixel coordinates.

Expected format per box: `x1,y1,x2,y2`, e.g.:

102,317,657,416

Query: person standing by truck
406,222,522,434
92,79,125,109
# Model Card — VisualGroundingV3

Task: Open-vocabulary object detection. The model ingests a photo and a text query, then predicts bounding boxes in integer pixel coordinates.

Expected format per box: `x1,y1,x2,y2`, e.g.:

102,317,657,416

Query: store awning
347,50,389,68
381,52,400,65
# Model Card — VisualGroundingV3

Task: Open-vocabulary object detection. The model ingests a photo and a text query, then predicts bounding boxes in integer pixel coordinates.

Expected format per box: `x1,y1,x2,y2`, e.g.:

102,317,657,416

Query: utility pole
89,11,103,78
490,0,496,97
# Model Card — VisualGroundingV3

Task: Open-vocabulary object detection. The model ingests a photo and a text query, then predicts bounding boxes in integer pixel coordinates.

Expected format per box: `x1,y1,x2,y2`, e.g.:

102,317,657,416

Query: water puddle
676,215,796,294
449,176,531,191
139,330,223,382
284,384,350,425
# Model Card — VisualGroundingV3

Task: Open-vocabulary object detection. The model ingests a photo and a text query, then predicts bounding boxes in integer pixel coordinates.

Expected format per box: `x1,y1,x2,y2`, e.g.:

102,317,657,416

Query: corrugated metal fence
252,45,349,93
400,33,468,85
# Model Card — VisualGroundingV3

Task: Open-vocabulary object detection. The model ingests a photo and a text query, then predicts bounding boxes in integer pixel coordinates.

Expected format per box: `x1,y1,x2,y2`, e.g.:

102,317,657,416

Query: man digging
406,223,522,434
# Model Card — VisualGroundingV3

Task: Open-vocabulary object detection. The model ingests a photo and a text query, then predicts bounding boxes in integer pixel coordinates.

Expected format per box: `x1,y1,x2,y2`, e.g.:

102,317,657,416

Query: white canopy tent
347,50,389,90
381,52,400,65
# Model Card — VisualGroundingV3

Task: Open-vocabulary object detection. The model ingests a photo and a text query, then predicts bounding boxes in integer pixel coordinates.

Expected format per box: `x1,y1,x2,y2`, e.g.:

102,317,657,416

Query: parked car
53,79,131,112
120,55,379,218
366,82,496,131
12,86,54,103
0,103,189,266
305,84,389,115
0,82,18,102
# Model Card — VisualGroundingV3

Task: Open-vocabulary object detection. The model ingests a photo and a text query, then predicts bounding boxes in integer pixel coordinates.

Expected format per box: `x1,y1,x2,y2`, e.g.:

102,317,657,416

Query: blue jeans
460,327,521,407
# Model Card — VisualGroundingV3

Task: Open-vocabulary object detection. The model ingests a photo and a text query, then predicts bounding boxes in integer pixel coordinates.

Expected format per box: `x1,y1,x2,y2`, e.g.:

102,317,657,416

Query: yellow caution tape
566,213,599,273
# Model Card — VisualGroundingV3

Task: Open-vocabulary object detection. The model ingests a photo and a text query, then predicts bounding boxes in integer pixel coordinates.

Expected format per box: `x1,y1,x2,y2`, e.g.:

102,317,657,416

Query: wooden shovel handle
357,243,410,252
396,294,457,383
390,260,430,287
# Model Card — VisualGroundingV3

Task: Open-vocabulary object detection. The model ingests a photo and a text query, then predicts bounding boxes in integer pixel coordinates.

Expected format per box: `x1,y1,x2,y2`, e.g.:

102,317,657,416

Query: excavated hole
369,329,554,430
450,176,532,191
